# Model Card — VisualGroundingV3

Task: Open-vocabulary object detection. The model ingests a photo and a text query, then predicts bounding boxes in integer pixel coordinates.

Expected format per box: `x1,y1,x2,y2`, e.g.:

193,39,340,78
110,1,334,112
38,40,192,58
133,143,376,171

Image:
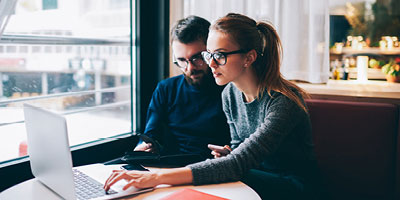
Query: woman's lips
213,72,222,78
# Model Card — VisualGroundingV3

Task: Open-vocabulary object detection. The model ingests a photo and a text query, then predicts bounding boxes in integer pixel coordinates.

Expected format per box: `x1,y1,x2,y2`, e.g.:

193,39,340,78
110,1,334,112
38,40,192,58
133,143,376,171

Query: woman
104,13,321,199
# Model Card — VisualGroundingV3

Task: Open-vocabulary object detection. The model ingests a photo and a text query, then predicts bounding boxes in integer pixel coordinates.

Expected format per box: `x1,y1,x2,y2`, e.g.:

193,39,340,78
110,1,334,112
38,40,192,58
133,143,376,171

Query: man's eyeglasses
173,52,206,70
201,49,248,66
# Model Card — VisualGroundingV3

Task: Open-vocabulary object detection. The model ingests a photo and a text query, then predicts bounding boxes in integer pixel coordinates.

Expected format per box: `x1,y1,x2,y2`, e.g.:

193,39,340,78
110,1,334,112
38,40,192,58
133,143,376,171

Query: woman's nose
208,58,218,69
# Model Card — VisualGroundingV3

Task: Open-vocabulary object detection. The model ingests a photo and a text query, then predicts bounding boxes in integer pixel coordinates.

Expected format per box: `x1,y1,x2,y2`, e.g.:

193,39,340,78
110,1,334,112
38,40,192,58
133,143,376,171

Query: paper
159,188,229,200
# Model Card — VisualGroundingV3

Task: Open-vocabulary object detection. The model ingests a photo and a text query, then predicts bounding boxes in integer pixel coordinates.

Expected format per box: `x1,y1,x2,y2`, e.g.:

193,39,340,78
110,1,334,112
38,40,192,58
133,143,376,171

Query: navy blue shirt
144,75,230,159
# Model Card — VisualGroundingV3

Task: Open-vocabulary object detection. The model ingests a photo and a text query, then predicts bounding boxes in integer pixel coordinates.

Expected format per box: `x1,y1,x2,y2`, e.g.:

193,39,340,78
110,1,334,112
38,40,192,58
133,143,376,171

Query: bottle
331,65,337,80
331,59,340,80
337,65,343,80
342,63,349,80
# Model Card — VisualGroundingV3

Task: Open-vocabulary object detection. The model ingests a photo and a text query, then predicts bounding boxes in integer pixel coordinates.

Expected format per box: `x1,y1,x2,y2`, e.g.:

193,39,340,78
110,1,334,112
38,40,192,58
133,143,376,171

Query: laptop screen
24,104,77,200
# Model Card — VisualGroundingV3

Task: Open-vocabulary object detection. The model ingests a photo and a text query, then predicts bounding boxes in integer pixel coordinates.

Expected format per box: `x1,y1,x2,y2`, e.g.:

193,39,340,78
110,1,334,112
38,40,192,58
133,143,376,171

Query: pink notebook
160,188,229,200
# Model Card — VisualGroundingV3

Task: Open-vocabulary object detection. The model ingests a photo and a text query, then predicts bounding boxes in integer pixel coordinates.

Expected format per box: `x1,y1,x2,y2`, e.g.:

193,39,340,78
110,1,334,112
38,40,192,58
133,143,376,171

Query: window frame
0,0,170,192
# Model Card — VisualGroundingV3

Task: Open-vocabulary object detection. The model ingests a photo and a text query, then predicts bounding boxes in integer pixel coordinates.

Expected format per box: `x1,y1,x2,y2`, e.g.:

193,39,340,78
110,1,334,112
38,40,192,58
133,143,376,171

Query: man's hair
170,15,210,44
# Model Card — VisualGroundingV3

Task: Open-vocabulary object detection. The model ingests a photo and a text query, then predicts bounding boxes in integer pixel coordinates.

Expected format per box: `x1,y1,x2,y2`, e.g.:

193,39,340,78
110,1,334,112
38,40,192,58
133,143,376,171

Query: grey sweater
187,83,316,185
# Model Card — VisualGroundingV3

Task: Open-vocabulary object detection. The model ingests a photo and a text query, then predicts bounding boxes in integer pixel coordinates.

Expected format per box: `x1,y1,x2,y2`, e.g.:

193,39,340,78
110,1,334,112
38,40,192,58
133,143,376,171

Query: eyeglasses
201,49,248,66
173,52,206,70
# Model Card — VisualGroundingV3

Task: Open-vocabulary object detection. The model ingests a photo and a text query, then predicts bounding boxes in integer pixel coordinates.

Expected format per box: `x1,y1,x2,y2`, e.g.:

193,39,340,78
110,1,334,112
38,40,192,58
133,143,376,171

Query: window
0,0,133,164
170,0,330,83
42,0,58,10
171,0,400,88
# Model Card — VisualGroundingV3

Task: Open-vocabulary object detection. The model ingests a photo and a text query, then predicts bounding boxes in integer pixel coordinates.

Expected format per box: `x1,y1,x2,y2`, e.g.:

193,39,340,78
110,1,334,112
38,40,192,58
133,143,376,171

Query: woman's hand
208,144,232,158
103,167,193,192
103,169,160,191
134,142,154,152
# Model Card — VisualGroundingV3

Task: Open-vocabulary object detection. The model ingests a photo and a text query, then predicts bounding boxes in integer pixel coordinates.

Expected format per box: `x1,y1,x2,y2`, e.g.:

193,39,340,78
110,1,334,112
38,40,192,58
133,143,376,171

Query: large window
0,0,133,164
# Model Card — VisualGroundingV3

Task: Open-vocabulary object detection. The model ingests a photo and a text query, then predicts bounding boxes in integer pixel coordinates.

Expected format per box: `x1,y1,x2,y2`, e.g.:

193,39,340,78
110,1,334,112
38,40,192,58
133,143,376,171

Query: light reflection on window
0,0,133,163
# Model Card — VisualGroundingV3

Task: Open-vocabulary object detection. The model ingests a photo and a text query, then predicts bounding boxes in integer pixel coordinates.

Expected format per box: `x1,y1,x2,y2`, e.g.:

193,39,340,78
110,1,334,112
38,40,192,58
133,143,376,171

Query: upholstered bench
305,99,399,200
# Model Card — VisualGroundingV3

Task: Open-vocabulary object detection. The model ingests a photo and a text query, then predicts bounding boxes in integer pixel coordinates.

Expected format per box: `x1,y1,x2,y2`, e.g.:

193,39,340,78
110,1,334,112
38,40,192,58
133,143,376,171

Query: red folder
160,188,230,200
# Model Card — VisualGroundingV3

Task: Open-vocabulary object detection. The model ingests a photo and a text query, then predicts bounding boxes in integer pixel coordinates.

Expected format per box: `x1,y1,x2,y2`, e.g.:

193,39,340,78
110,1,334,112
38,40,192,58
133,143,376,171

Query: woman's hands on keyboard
103,167,193,191
104,169,159,191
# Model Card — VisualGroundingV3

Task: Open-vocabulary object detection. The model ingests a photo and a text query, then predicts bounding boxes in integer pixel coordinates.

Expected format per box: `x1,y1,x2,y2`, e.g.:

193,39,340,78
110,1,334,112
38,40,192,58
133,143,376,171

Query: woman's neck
232,69,259,103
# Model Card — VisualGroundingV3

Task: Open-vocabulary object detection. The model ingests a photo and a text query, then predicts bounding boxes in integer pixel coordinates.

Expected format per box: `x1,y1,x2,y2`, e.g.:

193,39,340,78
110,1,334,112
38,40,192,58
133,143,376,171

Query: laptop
23,103,153,200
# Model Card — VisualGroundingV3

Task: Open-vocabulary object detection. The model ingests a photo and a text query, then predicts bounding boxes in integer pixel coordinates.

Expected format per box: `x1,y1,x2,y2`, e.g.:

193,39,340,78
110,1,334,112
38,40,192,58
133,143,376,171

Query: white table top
0,165,261,200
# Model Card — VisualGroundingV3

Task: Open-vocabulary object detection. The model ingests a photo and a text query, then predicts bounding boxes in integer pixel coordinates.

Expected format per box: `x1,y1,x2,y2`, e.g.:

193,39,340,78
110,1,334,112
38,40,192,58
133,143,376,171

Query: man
134,16,230,160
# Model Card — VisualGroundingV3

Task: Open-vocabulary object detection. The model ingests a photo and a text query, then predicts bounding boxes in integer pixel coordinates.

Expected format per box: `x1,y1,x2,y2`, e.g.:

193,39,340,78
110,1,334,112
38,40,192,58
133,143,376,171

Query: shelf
330,47,400,56
348,68,386,80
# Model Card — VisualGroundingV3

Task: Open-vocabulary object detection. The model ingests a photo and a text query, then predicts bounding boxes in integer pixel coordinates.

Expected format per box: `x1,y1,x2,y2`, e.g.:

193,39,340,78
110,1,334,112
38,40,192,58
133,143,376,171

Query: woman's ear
244,49,257,67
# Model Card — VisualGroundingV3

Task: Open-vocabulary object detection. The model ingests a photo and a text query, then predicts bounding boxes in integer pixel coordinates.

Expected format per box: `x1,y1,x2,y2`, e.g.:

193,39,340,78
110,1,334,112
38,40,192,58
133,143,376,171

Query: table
0,165,261,200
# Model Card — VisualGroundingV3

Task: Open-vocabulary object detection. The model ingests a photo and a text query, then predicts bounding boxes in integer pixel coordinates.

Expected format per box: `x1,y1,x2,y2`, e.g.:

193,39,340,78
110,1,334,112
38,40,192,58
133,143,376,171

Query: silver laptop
23,103,153,200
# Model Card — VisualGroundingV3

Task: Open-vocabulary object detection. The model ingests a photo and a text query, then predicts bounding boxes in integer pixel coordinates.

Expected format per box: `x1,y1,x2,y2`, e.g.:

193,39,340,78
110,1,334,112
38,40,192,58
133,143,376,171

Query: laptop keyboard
73,169,117,200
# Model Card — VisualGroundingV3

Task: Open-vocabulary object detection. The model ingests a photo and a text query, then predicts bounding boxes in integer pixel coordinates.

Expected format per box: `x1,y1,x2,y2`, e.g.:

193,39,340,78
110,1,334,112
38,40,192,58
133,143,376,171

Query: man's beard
184,68,212,88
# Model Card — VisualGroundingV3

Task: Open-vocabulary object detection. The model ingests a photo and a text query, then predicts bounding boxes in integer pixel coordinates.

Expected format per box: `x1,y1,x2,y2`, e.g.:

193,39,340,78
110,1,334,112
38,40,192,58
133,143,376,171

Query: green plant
382,57,400,76
369,58,385,68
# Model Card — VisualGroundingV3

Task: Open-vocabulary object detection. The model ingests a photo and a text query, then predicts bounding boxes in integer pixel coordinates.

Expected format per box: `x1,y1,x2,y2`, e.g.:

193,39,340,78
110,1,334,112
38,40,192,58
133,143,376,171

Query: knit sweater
187,83,316,185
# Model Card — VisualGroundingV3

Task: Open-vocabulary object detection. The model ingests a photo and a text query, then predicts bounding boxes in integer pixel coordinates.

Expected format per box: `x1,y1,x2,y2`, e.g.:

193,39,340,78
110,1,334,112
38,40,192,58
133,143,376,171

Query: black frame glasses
201,49,248,66
173,52,206,70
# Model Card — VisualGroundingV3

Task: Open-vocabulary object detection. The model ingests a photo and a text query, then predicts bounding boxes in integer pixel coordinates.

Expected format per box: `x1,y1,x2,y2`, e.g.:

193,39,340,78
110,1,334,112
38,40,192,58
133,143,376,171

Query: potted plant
382,58,400,83
369,58,385,69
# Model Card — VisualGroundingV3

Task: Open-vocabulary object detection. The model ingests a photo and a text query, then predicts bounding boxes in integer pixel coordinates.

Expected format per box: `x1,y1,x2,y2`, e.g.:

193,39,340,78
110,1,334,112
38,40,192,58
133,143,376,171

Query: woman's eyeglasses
201,49,248,66
173,52,205,70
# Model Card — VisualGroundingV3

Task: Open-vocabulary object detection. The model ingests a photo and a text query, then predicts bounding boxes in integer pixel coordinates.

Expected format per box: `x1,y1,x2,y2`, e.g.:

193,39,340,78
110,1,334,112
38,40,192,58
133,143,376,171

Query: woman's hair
211,13,309,112
170,15,210,45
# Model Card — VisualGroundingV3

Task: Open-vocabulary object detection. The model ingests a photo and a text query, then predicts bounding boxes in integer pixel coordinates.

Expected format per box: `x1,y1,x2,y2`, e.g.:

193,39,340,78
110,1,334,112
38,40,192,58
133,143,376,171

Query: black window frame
0,0,169,192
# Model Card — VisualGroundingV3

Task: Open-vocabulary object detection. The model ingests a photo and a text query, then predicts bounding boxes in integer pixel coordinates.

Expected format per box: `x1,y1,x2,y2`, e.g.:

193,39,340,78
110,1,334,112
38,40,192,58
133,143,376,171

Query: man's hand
208,144,231,158
134,142,154,152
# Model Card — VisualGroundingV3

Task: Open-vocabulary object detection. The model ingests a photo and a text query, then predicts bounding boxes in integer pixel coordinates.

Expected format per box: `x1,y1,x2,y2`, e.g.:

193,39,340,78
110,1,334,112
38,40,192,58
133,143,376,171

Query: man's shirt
144,74,230,159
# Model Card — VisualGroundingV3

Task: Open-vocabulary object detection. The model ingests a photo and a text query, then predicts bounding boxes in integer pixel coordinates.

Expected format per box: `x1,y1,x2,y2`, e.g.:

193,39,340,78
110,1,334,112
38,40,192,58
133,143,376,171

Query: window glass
0,0,133,163
171,0,400,83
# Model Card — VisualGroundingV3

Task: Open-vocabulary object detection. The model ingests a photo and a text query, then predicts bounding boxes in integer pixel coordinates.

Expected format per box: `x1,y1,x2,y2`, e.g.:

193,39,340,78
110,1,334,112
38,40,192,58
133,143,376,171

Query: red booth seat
306,99,400,200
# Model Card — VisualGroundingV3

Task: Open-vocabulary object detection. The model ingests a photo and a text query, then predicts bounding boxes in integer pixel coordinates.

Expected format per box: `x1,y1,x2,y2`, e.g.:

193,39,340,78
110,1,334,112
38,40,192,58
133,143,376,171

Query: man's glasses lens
191,55,205,66
174,54,205,69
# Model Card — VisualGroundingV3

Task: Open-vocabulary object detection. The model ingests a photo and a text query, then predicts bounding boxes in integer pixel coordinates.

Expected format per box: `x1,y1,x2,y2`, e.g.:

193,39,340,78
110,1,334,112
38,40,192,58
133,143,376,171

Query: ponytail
256,22,309,113
254,22,281,98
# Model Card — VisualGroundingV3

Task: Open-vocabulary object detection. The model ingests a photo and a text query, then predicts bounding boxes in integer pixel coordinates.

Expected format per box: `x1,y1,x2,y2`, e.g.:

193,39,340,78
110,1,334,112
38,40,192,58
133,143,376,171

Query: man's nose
186,61,197,72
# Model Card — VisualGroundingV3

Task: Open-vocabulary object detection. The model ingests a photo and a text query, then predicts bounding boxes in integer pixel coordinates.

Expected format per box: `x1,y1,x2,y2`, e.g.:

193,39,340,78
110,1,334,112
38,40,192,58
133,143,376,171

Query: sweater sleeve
187,93,305,185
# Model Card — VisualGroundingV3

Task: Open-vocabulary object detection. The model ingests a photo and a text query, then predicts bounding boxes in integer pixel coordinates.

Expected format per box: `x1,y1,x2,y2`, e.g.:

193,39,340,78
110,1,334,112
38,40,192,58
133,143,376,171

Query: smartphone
138,134,157,145
121,164,149,171
137,133,162,152
208,144,231,155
